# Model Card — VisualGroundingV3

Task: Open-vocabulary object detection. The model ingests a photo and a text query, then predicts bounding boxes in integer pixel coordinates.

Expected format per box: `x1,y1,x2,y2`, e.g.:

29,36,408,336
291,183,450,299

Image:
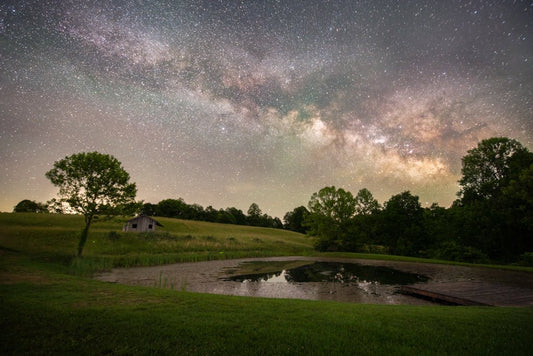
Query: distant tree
247,203,262,217
189,204,205,220
283,206,309,233
306,186,357,251
381,191,427,256
458,137,533,203
354,188,380,215
45,152,137,256
344,188,377,247
140,202,158,216
226,207,247,225
247,203,262,226
204,206,218,222
272,217,283,229
216,208,237,224
156,199,187,218
308,186,356,223
13,199,48,213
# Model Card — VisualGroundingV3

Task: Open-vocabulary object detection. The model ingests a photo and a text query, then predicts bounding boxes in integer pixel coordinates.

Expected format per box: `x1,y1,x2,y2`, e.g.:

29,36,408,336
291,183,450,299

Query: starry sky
1,0,532,218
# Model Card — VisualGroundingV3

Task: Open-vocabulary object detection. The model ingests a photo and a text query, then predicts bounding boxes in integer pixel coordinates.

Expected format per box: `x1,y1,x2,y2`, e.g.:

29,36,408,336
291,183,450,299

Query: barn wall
122,216,158,232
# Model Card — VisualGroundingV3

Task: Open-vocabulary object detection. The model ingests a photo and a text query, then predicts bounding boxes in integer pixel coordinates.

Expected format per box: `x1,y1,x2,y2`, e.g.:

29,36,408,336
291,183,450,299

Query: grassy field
0,212,313,274
1,213,532,355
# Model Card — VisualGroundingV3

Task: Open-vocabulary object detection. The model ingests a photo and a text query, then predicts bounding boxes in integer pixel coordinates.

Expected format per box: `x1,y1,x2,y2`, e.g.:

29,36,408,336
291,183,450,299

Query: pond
96,257,434,305
95,256,533,305
223,261,429,285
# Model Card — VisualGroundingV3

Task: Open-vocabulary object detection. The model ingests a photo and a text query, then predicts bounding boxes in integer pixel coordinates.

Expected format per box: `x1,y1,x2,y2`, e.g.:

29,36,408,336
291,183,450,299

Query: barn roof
126,214,163,226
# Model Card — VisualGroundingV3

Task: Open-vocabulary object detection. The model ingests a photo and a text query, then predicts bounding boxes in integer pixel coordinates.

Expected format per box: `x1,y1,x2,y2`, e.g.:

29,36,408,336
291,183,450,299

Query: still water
223,261,429,285
96,257,440,305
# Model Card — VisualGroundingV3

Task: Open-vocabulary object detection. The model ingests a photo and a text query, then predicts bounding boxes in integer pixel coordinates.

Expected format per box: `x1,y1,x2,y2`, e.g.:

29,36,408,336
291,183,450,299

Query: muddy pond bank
95,256,533,306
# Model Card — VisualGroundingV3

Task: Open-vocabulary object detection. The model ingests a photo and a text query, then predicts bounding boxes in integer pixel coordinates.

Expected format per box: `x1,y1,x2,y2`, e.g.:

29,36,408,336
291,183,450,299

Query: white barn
122,215,163,232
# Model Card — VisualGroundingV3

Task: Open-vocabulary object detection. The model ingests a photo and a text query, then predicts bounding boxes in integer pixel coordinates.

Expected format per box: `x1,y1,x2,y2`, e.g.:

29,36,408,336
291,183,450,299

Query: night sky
1,0,532,218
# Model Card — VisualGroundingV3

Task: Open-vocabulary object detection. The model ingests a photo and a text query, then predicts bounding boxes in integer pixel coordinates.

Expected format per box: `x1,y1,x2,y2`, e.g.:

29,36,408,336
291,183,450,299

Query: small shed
122,215,163,232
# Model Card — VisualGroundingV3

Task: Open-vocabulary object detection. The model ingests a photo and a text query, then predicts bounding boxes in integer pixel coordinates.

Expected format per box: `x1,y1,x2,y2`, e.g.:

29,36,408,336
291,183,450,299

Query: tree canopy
283,206,309,233
354,188,380,215
46,151,137,256
13,199,48,213
305,186,357,250
36,137,531,263
300,137,532,263
458,137,533,202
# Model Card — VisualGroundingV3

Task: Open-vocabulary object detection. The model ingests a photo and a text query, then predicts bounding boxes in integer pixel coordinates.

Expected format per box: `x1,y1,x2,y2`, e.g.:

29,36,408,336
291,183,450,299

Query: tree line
284,137,533,263
14,137,533,262
140,200,283,228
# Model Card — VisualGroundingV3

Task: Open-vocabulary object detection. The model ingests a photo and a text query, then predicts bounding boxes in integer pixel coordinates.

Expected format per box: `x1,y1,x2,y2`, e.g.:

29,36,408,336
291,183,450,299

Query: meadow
1,213,532,355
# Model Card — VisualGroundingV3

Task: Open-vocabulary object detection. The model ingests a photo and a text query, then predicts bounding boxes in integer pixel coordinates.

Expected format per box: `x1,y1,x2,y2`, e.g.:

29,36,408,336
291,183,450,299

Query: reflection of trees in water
227,262,429,285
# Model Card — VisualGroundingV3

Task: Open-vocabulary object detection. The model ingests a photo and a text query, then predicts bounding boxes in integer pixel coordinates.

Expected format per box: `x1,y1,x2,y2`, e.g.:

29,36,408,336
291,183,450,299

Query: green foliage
308,186,357,223
458,137,533,202
283,206,309,233
306,186,358,251
156,198,188,218
151,199,279,228
45,152,137,219
429,241,489,264
379,191,427,256
354,188,380,215
302,137,532,263
455,138,533,261
13,199,48,213
45,152,137,256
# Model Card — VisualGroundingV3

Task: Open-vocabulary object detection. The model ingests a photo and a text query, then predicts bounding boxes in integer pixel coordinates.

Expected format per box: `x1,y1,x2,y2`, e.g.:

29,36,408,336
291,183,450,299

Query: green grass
0,213,313,274
1,213,532,355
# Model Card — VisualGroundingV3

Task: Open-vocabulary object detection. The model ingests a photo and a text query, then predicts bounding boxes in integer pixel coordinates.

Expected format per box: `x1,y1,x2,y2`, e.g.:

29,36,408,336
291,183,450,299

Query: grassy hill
0,213,313,273
1,213,532,355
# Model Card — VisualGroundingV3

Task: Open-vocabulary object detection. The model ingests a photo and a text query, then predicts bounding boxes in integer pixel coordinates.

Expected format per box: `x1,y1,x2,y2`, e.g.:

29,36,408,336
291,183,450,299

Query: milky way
1,0,532,217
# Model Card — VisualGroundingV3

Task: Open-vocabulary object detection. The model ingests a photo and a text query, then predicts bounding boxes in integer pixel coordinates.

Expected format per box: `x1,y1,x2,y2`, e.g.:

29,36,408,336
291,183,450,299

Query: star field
1,0,532,217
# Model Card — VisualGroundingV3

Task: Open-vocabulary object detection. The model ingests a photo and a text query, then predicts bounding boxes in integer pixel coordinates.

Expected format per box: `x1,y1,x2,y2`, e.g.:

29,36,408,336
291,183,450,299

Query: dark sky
1,0,532,217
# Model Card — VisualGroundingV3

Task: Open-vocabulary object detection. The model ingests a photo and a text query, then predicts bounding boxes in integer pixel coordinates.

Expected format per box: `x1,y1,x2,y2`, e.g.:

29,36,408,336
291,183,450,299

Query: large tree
306,186,357,250
354,188,380,215
381,191,426,256
455,137,533,260
46,152,137,256
458,137,533,203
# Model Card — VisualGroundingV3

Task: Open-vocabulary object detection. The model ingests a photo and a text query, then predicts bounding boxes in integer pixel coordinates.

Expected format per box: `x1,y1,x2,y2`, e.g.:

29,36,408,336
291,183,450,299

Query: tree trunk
77,225,90,257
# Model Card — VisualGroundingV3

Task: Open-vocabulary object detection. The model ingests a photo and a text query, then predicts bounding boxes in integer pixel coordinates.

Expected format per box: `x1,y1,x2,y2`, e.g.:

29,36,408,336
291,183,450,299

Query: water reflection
224,261,429,286
96,258,438,305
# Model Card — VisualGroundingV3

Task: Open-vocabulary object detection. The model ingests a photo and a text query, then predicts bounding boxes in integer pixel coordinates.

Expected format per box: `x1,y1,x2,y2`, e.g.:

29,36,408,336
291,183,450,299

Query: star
0,0,531,216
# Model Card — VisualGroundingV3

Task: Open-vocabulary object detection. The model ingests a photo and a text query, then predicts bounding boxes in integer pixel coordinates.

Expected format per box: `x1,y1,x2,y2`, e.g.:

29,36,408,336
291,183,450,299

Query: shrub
431,241,489,264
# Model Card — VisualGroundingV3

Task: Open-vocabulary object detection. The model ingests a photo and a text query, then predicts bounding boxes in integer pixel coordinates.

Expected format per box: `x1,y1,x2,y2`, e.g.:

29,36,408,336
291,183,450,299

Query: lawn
1,213,532,355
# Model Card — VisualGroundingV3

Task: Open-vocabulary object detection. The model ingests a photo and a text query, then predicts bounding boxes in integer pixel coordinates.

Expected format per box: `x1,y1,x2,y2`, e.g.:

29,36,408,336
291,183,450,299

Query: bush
431,241,489,264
